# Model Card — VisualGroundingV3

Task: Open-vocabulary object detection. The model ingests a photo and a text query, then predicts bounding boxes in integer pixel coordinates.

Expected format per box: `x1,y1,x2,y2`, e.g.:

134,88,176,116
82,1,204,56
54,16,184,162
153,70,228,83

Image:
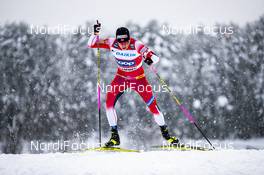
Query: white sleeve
87,34,98,48
150,54,160,64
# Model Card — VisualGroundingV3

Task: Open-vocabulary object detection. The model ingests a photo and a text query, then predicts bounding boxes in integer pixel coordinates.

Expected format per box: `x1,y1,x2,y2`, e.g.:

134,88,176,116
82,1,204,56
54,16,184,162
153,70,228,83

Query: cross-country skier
88,22,180,147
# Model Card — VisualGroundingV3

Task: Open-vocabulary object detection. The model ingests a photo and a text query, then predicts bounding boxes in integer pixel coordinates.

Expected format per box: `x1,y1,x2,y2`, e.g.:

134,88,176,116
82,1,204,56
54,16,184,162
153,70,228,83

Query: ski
68,144,212,153
84,146,140,153
151,144,213,151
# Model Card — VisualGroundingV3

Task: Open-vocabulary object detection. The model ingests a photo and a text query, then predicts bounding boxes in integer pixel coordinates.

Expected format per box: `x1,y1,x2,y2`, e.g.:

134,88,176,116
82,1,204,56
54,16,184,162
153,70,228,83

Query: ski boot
104,126,120,147
160,125,180,146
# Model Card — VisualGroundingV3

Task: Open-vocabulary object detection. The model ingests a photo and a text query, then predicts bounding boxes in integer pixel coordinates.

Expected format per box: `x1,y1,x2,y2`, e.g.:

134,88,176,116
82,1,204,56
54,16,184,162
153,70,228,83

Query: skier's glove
144,58,153,65
93,21,101,35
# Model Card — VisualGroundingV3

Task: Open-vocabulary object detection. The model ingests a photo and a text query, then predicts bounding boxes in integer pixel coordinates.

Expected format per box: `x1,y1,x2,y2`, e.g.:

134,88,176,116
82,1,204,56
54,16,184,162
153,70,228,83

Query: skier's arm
135,41,160,65
87,35,110,49
87,20,110,49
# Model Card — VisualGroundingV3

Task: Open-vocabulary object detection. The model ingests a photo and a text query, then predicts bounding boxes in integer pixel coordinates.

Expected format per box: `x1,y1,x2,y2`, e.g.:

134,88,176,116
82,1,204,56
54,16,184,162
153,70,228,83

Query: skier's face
118,40,130,50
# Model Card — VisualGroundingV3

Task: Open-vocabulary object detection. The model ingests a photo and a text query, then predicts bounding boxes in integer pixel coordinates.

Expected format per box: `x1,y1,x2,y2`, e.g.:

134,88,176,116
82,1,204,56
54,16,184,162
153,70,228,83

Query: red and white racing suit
88,34,165,126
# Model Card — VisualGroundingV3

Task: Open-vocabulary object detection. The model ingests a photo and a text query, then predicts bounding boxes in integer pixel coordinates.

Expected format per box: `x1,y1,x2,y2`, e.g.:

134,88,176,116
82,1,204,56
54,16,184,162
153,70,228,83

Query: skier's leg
132,77,165,126
105,92,124,127
105,75,126,126
133,77,179,145
105,75,127,147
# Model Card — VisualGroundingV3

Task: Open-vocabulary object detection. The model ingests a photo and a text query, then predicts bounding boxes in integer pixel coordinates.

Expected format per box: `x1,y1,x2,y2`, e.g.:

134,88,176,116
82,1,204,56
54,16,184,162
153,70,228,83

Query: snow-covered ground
1,139,264,175
1,149,264,175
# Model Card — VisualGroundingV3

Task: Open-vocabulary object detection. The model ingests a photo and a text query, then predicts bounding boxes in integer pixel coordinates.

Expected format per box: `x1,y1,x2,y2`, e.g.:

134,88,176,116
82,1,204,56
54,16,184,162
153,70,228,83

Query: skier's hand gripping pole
150,66,215,150
94,20,101,35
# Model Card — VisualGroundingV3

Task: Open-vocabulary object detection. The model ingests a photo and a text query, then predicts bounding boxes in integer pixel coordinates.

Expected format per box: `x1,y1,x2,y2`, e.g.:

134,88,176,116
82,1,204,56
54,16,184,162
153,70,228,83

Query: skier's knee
153,113,165,126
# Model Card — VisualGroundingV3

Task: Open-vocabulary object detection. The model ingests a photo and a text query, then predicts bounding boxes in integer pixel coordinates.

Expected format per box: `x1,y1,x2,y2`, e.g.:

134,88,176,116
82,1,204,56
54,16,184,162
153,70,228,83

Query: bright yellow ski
85,147,140,153
151,145,212,151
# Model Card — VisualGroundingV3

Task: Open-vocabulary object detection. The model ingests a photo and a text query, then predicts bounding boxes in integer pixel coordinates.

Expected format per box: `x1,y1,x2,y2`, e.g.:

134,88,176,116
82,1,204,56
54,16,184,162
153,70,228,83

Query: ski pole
151,67,215,150
96,20,102,147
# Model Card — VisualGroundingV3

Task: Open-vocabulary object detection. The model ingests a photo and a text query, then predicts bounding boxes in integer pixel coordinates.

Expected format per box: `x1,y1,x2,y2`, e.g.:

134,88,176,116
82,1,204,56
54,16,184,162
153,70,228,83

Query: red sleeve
135,40,155,59
135,40,160,64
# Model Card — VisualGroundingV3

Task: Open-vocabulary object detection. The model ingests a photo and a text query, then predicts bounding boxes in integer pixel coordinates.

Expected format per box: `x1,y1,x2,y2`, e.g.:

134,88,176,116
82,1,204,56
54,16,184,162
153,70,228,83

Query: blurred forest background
0,16,264,153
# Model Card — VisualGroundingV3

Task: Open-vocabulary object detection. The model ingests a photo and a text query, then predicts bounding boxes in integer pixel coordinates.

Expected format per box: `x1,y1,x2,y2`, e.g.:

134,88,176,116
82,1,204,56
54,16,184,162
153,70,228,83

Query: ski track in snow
1,150,264,175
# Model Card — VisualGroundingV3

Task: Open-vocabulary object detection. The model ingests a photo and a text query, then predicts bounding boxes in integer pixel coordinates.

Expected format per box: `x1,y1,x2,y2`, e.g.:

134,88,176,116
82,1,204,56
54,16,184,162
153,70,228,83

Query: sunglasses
117,34,129,43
